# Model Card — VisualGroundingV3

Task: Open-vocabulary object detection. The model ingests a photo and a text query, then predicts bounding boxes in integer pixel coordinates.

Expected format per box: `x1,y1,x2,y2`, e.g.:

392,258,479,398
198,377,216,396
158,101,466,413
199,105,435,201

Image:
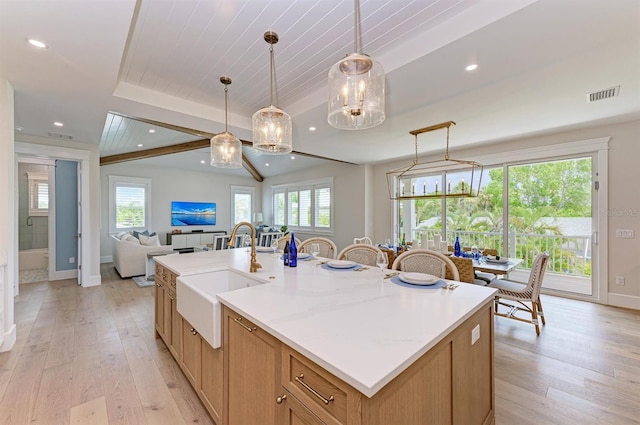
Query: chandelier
252,31,292,154
327,0,385,130
386,121,483,200
210,76,242,168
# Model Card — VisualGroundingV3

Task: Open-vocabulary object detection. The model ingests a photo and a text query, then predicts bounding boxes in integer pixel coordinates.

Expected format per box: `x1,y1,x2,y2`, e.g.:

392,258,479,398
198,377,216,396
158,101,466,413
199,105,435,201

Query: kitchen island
154,248,497,425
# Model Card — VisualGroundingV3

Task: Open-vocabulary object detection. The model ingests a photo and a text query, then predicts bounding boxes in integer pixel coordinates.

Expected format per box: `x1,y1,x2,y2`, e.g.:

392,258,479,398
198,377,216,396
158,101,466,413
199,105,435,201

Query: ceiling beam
100,112,357,181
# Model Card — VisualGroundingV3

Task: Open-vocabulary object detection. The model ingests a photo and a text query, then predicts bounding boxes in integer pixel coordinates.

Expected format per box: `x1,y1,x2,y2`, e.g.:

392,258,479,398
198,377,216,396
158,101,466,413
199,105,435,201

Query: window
273,178,333,233
108,175,151,233
231,186,255,226
27,172,49,216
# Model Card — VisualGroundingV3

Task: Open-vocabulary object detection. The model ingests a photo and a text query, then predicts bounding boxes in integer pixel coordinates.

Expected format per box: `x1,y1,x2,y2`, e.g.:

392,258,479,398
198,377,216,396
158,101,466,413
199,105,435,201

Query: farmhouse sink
176,269,266,348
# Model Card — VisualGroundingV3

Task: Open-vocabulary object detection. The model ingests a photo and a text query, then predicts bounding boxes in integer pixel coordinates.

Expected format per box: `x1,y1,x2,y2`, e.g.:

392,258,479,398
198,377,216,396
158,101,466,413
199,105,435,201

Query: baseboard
52,269,77,281
101,255,113,264
608,293,640,311
0,323,16,353
82,274,102,288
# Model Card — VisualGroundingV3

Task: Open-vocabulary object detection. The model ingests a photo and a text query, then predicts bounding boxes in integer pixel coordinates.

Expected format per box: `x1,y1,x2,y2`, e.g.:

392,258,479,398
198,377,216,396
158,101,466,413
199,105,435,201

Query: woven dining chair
337,244,384,267
274,235,302,251
447,256,476,284
299,237,338,259
391,249,460,281
488,253,549,335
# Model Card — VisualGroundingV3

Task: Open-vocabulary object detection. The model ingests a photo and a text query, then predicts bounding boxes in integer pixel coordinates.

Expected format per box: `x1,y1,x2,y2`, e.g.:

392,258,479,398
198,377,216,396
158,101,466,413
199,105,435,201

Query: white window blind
108,175,151,232
115,184,146,228
273,178,333,233
27,172,49,216
274,191,285,226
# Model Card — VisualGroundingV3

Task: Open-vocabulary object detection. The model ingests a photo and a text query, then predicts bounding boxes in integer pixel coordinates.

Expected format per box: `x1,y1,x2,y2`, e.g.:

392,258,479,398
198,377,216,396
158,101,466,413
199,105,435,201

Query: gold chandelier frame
386,121,483,200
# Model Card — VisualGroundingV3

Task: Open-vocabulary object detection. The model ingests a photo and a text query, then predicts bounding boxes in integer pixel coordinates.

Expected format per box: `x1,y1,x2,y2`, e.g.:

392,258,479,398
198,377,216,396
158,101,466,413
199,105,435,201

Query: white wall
262,161,367,253
0,78,16,352
99,163,262,260
373,118,640,309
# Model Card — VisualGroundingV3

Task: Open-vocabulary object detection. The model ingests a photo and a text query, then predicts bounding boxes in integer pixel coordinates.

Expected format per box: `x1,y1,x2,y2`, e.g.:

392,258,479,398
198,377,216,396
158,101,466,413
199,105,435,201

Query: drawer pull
276,394,287,404
190,328,198,336
295,374,334,405
234,317,257,333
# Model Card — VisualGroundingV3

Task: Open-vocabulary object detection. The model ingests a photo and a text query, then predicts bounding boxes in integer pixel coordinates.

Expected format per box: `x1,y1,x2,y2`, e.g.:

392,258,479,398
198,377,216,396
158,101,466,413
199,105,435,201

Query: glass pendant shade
210,131,242,168
211,75,242,168
252,105,292,154
253,31,293,154
328,52,385,130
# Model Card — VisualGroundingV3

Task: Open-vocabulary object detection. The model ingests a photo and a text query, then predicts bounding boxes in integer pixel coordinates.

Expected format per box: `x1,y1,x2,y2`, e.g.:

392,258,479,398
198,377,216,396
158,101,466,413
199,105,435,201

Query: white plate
327,260,357,269
256,246,275,252
398,272,440,285
297,253,312,259
485,257,508,264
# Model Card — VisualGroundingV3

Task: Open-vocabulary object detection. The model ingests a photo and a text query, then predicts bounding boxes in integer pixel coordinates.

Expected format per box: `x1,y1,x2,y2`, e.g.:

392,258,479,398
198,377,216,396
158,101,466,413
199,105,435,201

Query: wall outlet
471,324,481,345
69,256,75,264
616,229,634,238
616,276,625,285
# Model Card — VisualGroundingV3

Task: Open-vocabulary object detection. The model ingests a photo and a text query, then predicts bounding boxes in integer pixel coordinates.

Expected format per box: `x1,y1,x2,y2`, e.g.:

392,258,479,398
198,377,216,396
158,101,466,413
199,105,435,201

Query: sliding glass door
507,156,594,296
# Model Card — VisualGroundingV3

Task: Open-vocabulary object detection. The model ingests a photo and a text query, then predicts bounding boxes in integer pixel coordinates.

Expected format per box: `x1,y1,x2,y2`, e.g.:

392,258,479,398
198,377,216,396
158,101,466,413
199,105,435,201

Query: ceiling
1,0,639,180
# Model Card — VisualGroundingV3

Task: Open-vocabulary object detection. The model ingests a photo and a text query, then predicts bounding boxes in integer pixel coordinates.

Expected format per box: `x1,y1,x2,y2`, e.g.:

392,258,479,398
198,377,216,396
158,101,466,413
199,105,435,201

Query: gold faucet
228,221,262,273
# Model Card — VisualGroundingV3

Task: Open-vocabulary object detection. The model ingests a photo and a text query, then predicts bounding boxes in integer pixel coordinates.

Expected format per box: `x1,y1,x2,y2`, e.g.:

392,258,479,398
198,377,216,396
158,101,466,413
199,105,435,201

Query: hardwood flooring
1,264,639,424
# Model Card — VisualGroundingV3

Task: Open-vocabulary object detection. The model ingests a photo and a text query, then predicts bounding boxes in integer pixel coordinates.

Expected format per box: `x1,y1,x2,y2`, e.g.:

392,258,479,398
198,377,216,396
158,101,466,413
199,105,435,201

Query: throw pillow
133,230,157,239
115,231,129,240
122,234,141,244
139,234,161,246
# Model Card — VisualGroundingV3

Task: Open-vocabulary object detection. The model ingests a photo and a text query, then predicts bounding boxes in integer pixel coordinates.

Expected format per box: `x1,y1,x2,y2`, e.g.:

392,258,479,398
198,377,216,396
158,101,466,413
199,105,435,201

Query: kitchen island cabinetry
154,249,496,425
223,306,280,425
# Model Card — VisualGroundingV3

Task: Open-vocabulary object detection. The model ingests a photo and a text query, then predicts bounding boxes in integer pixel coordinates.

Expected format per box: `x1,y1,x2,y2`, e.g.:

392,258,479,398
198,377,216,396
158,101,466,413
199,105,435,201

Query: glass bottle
283,240,290,266
289,232,298,267
454,236,461,257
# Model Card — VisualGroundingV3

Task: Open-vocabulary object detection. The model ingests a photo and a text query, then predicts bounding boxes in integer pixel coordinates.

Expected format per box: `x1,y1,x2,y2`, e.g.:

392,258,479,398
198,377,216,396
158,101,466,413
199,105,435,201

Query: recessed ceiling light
53,121,63,127
465,64,478,71
291,156,295,160
265,163,270,167
27,39,47,49
137,143,143,147
148,129,155,133
309,126,316,131
200,160,205,164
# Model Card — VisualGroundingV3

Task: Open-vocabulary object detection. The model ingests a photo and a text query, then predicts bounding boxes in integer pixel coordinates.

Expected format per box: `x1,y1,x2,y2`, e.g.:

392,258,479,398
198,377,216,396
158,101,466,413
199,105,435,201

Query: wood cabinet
155,263,224,425
223,306,281,425
155,261,494,425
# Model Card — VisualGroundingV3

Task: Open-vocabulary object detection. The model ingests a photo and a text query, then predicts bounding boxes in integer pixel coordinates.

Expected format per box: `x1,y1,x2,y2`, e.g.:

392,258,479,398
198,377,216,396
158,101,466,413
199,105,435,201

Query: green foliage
116,204,144,228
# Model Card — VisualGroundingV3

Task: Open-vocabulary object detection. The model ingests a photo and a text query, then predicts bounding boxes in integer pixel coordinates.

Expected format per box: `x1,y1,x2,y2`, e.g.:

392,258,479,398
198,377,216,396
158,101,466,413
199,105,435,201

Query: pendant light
327,0,385,130
210,76,242,168
252,31,292,154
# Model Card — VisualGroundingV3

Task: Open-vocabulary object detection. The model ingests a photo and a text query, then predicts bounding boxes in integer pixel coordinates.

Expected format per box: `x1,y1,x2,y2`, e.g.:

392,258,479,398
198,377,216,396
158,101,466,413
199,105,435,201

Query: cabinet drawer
155,263,165,283
282,346,350,424
168,270,177,289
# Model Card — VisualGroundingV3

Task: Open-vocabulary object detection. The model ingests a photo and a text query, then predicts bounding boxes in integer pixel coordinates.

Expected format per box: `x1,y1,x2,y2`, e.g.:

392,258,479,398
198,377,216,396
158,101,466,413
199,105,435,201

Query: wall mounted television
171,201,216,226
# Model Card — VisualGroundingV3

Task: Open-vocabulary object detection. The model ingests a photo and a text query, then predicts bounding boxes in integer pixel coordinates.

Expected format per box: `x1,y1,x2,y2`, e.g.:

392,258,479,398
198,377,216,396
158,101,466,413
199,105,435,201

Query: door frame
14,142,91,288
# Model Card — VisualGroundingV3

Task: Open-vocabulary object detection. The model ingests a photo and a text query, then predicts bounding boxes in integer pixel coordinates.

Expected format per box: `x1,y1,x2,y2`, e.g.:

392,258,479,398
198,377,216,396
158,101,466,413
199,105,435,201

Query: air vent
47,132,74,140
587,85,620,102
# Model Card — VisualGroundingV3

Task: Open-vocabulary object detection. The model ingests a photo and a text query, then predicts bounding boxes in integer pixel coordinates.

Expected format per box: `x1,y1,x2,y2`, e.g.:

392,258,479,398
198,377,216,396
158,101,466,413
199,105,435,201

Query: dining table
472,257,523,277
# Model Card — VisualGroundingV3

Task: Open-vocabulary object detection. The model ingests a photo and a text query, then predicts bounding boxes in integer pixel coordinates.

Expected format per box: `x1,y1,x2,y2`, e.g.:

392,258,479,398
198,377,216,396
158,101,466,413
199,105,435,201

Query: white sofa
111,234,173,278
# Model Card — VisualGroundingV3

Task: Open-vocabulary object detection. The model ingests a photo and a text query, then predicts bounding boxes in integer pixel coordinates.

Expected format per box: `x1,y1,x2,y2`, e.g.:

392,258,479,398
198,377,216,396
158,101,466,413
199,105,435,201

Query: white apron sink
177,269,266,348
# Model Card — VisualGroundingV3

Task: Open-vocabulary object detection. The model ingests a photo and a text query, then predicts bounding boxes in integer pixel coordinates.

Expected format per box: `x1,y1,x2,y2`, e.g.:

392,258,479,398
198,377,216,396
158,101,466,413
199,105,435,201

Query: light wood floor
0,264,639,424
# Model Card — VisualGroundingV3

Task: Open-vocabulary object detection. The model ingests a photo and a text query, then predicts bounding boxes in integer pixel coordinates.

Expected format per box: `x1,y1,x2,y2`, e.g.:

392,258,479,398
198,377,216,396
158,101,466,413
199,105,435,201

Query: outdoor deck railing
412,229,591,277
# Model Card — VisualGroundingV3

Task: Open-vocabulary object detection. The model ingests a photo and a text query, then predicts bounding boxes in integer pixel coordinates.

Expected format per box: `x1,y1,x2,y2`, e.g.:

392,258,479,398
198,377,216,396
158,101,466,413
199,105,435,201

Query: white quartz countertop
155,248,497,398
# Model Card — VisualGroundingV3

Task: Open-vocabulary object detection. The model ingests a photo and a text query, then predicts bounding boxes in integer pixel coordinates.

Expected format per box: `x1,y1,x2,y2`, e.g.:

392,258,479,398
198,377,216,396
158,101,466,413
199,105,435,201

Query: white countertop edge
218,290,496,398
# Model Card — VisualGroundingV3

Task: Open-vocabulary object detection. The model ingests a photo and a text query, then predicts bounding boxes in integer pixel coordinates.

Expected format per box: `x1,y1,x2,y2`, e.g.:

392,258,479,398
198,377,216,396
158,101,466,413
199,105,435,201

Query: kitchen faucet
228,222,262,273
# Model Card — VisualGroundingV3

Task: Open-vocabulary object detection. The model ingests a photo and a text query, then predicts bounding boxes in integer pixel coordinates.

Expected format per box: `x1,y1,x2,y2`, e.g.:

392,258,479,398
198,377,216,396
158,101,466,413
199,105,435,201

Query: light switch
471,324,481,345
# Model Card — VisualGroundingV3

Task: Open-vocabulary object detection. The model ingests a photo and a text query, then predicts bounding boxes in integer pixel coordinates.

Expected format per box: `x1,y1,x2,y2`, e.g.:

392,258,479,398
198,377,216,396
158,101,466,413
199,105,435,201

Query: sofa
111,232,173,278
